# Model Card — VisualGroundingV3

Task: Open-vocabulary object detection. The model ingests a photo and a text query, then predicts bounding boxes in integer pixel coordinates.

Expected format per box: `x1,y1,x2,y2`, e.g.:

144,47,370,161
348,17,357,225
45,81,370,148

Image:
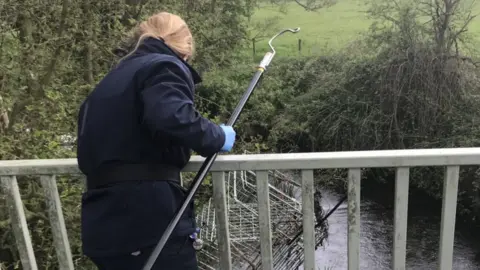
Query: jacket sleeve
140,61,226,157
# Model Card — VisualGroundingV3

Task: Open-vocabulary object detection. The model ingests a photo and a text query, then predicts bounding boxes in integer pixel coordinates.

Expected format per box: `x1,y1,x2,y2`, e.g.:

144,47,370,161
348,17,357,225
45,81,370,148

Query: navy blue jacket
77,38,225,174
76,37,225,256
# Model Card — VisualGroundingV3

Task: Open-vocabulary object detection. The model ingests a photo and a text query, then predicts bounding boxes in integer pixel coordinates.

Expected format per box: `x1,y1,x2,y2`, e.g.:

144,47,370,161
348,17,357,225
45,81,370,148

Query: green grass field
251,0,480,56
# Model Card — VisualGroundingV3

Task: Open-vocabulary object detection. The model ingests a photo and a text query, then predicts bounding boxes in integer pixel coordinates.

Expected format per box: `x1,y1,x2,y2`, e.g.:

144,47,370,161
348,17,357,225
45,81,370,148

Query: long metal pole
142,27,300,270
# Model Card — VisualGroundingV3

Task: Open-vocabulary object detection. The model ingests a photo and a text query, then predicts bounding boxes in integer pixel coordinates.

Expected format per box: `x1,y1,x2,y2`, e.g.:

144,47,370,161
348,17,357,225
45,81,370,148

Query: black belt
86,163,181,190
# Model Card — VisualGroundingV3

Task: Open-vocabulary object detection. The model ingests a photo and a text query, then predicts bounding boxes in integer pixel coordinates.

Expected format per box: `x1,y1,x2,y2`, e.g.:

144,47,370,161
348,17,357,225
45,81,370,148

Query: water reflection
301,190,480,270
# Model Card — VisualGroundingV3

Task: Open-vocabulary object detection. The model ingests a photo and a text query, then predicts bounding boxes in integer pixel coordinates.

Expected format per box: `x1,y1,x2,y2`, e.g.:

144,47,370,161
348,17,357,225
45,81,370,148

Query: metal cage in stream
194,169,328,270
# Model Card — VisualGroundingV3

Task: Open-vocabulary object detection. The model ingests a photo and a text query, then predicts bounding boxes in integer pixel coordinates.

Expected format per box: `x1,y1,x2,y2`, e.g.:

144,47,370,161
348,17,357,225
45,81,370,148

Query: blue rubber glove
219,124,236,152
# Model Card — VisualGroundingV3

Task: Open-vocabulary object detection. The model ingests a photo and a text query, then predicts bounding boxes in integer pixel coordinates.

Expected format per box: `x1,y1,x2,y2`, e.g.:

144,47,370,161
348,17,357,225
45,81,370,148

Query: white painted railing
1,147,480,270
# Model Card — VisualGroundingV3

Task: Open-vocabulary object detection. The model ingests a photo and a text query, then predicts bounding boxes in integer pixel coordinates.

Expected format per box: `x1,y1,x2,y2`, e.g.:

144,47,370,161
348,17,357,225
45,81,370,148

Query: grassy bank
251,0,480,56
250,1,369,56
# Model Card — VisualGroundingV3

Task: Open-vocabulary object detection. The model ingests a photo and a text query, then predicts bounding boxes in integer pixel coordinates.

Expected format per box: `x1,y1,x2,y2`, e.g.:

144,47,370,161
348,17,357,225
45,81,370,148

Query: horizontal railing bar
1,148,480,176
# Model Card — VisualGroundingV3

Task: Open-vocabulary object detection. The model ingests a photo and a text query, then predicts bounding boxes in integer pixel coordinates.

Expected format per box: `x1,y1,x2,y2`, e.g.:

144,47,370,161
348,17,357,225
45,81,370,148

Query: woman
76,12,236,269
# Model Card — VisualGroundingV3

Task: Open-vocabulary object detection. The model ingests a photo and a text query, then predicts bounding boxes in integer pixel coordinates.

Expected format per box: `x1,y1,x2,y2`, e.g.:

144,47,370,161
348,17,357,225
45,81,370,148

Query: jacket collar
133,37,202,84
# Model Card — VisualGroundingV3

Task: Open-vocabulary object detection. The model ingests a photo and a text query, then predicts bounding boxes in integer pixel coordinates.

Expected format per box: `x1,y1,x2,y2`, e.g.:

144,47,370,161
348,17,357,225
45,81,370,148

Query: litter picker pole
142,27,300,270
287,195,347,247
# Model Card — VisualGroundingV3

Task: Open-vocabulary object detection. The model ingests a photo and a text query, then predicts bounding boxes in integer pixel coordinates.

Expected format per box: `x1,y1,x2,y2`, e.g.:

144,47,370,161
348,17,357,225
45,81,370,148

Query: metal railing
1,147,480,270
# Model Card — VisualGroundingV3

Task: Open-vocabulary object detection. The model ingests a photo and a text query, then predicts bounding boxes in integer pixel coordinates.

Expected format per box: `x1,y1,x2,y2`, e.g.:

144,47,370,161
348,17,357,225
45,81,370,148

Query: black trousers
88,236,199,270
82,181,199,270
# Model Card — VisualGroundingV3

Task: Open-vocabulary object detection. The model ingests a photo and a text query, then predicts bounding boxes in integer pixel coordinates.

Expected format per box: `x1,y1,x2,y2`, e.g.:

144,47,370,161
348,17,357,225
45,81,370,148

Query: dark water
300,190,480,270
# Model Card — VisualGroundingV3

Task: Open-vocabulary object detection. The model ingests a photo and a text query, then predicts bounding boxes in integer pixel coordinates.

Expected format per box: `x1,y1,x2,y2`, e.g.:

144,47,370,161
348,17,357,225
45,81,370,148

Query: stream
299,189,480,270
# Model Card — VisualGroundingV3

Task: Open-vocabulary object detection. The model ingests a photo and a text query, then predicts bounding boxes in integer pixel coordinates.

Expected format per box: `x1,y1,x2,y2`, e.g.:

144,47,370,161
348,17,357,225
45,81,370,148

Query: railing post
438,166,460,270
0,176,38,270
393,167,410,270
212,171,232,269
256,170,274,270
40,175,74,270
301,170,316,270
347,169,361,270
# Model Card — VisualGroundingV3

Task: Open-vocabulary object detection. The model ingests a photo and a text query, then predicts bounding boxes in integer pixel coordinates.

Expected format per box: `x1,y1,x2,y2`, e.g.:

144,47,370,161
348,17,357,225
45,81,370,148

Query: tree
366,0,477,56
421,0,478,55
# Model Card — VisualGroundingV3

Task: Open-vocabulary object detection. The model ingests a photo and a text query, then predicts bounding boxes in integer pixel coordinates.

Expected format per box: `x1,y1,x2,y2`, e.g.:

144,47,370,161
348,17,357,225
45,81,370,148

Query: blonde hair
124,12,195,61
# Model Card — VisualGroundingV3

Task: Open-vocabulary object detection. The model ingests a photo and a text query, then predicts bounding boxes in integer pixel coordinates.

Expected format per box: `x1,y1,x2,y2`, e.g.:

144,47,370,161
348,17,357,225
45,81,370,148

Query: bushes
275,48,480,150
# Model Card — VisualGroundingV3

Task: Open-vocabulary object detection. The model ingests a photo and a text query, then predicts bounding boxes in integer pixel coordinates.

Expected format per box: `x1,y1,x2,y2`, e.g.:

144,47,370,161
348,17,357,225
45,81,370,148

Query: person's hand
219,124,236,152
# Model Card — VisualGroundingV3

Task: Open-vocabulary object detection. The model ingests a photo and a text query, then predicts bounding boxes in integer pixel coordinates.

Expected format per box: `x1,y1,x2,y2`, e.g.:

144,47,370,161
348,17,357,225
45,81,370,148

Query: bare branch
266,0,336,11
40,0,70,87
249,16,281,41
295,0,336,10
